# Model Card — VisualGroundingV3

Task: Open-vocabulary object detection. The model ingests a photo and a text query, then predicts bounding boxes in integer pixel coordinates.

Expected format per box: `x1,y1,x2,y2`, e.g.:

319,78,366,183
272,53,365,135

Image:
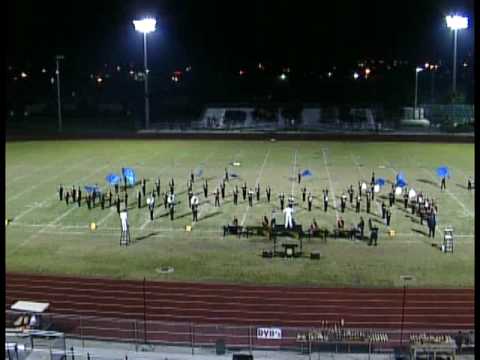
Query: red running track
6,273,474,331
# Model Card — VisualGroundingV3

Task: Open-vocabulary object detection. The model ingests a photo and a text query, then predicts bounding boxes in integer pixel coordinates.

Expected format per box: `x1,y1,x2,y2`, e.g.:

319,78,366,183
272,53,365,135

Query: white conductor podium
443,226,454,253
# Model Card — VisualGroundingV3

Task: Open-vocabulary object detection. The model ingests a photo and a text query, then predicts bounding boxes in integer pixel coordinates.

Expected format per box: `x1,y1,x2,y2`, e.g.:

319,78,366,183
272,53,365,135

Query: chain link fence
5,310,473,360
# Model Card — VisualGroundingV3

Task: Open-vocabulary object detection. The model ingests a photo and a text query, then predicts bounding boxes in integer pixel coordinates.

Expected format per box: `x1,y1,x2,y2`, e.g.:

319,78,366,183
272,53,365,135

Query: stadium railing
5,310,473,356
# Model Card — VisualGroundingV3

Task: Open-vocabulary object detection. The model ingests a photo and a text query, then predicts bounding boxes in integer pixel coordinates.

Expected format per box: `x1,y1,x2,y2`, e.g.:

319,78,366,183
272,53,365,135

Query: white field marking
6,158,73,187
96,207,118,227
291,149,298,197
351,153,382,217
12,200,50,222
8,228,474,244
321,148,339,220
139,213,152,230
447,164,472,182
8,224,475,244
240,148,271,226
421,168,473,218
11,162,111,224
8,222,222,234
8,164,112,254
190,151,229,228
7,221,474,240
13,164,109,222
6,156,95,203
96,152,184,229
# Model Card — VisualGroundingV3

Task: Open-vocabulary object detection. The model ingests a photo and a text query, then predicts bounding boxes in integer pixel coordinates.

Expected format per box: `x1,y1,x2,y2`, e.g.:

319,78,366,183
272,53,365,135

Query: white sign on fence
256,327,282,339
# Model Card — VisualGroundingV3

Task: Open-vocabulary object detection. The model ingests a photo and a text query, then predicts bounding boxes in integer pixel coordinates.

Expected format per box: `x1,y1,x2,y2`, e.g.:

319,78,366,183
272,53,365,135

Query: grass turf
5,140,474,288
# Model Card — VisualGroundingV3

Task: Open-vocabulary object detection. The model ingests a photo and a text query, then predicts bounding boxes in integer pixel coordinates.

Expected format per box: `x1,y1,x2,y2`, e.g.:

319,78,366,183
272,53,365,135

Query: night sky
7,0,475,71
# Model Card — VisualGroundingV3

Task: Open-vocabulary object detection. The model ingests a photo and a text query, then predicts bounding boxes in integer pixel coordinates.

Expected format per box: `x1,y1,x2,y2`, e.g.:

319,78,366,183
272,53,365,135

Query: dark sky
7,0,475,70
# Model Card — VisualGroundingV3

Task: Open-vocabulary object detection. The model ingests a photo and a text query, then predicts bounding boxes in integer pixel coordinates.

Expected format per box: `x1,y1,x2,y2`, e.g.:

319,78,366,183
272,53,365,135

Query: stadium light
414,68,423,119
55,55,64,132
446,15,468,94
133,18,156,33
133,18,157,130
279,73,287,80
353,72,359,80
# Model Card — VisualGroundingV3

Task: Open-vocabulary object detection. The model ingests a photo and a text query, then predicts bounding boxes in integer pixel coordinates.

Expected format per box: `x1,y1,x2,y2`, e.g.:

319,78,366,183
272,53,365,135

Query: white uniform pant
285,214,293,229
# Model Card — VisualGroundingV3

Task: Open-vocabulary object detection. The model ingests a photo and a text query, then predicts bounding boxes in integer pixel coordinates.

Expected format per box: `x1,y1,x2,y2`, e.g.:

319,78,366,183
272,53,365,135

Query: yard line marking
8,220,476,239
6,158,76,188
322,148,339,219
421,168,473,218
184,152,217,228
8,221,222,233
6,156,95,203
95,151,185,229
139,215,151,230
351,153,383,217
240,148,271,226
8,164,112,255
392,155,474,223
96,208,117,226
7,227,475,250
12,200,50,222
11,162,111,225
447,164,472,182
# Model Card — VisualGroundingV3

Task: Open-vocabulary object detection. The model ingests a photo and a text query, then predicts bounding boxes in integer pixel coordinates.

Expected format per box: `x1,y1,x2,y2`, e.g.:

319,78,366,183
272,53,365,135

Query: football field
5,139,475,287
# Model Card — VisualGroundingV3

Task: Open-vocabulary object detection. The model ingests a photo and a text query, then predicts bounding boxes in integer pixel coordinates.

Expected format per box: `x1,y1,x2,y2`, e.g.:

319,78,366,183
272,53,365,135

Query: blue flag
375,178,386,187
396,179,407,188
436,166,450,177
105,173,120,185
84,185,101,194
301,169,313,177
395,172,407,187
121,168,136,185
396,172,406,183
195,168,204,177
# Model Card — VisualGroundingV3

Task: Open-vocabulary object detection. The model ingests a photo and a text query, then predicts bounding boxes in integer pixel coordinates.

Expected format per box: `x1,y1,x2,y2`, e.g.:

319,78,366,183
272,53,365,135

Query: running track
5,273,474,347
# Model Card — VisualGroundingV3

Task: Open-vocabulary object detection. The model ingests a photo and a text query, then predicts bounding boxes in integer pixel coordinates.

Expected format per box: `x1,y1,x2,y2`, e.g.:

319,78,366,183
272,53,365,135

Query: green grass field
5,140,475,288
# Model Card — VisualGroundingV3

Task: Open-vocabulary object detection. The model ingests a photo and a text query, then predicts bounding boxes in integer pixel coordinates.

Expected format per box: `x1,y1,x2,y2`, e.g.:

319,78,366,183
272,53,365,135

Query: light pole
55,55,64,132
133,18,156,130
399,275,415,348
429,64,437,104
414,67,423,119
446,15,468,94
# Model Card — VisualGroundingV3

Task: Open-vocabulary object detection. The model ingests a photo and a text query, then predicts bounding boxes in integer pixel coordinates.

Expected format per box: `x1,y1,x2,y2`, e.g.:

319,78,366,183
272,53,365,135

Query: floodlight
415,67,423,73
132,17,157,130
446,15,468,30
353,72,359,79
279,73,287,80
133,18,156,33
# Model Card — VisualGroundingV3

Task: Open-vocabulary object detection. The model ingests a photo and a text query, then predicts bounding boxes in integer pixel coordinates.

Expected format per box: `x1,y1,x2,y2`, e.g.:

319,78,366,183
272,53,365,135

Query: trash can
216,339,226,355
